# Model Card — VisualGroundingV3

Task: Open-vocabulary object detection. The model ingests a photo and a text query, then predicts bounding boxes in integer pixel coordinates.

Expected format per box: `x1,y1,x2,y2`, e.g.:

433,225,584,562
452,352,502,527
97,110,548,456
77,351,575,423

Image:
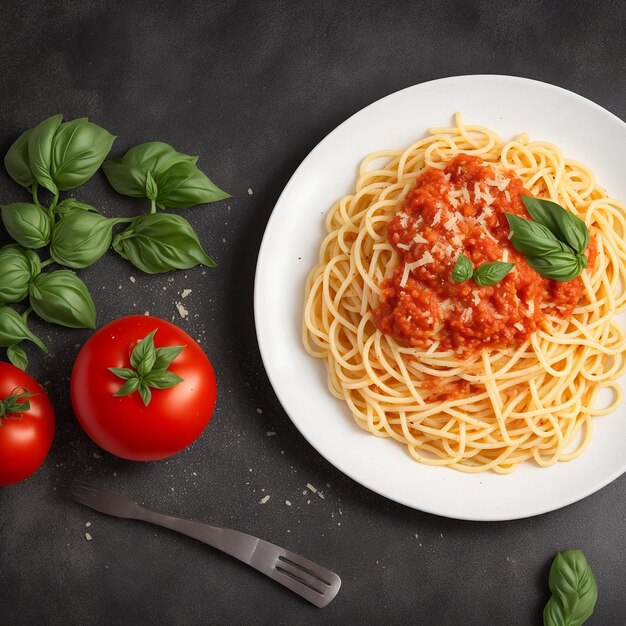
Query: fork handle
138,508,262,563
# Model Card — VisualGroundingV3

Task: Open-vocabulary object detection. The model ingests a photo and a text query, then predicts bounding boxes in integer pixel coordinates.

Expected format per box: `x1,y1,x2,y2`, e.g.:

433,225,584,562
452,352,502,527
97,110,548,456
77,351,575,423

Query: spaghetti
303,114,626,473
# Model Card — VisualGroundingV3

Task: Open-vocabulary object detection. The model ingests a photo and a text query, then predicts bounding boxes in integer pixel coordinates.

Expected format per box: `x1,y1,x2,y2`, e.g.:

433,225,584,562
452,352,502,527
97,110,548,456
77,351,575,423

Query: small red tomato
70,315,216,461
0,363,55,486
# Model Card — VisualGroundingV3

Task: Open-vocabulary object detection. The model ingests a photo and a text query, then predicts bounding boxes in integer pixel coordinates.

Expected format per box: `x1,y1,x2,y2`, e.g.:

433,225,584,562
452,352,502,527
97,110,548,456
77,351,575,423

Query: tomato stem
0,387,35,423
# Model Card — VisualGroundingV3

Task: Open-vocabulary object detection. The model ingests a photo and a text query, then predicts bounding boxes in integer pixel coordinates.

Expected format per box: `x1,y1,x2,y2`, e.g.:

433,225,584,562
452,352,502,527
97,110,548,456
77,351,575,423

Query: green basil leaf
473,261,514,286
0,245,39,304
1,202,51,249
130,330,157,373
29,270,96,328
113,213,216,274
108,367,137,381
6,344,28,371
543,550,597,626
155,160,230,208
143,369,184,389
145,171,158,201
526,251,583,282
113,377,140,397
522,195,589,255
0,306,47,352
50,212,116,269
27,114,64,194
55,198,100,218
506,213,571,257
50,118,115,190
153,345,185,370
102,142,197,198
4,128,34,188
452,254,473,283
138,383,152,406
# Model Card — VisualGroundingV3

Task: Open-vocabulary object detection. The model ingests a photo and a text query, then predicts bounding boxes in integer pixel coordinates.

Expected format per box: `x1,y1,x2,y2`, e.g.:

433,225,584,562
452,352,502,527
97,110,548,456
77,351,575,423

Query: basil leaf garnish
55,198,100,218
0,305,47,352
473,261,514,286
113,213,216,274
154,160,230,208
50,211,118,269
522,195,589,254
6,344,28,371
4,128,34,188
29,270,96,328
27,114,64,194
452,254,473,283
142,369,184,389
1,202,51,249
505,213,570,257
543,550,597,626
50,118,115,190
102,142,198,198
525,252,585,282
103,141,228,208
0,245,40,304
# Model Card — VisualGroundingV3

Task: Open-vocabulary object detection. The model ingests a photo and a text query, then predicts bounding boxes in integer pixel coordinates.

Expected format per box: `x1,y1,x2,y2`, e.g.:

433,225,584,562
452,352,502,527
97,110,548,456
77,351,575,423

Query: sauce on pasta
374,154,596,353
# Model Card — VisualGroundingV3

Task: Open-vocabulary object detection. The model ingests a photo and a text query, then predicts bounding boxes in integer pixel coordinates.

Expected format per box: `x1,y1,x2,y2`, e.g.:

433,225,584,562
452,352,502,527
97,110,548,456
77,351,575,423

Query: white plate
254,75,626,521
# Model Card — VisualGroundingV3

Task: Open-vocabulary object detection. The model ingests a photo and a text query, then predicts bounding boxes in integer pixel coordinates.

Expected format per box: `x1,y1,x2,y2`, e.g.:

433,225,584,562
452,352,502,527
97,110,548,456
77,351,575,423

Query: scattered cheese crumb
266,431,276,437
396,242,412,251
472,292,481,306
285,500,292,506
432,209,442,225
514,323,525,332
256,408,263,414
85,522,91,528
129,276,136,283
318,492,325,500
259,495,270,504
175,302,189,319
181,289,192,298
306,483,318,494
248,188,253,195
85,533,92,541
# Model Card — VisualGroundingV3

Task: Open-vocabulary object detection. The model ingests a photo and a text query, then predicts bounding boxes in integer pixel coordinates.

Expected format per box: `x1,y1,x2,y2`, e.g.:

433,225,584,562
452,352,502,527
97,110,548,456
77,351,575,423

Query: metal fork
70,479,341,608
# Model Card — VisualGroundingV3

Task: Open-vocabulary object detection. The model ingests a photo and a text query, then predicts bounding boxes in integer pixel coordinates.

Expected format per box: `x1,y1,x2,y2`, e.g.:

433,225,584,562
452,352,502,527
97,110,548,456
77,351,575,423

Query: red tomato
0,363,55,486
70,315,216,461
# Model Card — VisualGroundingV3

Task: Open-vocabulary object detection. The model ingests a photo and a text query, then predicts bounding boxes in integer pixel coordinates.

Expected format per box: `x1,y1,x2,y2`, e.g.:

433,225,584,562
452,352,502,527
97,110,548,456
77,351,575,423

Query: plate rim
254,74,626,521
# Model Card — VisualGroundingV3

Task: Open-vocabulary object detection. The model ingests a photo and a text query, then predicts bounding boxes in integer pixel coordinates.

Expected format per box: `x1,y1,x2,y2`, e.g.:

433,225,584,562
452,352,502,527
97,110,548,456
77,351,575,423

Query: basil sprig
451,254,513,286
109,329,185,406
506,196,590,282
1,115,229,368
543,550,598,626
103,141,230,210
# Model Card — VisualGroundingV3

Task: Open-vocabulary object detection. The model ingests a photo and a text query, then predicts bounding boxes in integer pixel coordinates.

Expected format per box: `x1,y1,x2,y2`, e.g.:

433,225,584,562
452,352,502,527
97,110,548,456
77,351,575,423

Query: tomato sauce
374,154,595,355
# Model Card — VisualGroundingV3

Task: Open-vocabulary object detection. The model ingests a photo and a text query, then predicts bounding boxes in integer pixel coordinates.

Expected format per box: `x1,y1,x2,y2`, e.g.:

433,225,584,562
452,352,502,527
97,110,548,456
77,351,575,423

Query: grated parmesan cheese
514,323,524,332
432,209,442,225
527,300,535,315
413,232,428,244
397,242,412,251
504,190,511,202
472,292,481,306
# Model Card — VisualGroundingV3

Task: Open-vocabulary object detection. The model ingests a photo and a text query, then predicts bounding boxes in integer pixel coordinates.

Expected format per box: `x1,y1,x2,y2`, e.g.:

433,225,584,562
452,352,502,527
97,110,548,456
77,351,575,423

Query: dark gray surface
1,1,625,624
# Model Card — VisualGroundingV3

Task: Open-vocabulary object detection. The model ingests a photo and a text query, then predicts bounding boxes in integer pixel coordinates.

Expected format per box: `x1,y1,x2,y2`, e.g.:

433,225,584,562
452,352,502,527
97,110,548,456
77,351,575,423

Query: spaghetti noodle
303,114,626,473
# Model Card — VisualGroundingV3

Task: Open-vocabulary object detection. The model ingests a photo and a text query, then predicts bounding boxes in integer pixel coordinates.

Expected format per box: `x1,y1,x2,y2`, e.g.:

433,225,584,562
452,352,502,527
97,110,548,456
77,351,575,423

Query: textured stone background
1,1,625,624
